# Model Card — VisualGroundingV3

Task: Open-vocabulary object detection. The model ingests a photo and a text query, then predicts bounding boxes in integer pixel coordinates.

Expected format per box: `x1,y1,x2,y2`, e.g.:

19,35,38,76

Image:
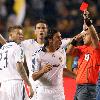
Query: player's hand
41,64,52,73
28,85,34,99
83,10,89,19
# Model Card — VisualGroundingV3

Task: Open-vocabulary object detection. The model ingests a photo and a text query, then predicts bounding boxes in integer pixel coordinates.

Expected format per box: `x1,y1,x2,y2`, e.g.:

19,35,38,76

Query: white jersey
21,38,71,100
21,39,43,73
30,48,66,100
0,42,24,82
30,38,71,85
31,48,67,88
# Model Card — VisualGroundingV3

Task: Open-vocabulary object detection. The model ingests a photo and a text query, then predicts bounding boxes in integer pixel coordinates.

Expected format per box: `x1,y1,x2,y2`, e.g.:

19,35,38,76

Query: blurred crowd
0,0,100,40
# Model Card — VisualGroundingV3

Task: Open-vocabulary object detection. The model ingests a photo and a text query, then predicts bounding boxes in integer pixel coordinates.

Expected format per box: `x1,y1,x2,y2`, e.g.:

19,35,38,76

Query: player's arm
32,64,52,81
23,55,29,77
31,53,52,81
0,34,6,44
72,56,79,74
16,62,34,98
66,39,79,56
63,68,76,79
83,10,99,49
66,24,86,55
15,46,34,98
16,62,31,86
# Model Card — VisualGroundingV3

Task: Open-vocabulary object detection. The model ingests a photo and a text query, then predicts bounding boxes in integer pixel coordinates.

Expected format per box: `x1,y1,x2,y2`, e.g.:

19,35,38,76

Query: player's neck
36,38,44,44
46,46,56,52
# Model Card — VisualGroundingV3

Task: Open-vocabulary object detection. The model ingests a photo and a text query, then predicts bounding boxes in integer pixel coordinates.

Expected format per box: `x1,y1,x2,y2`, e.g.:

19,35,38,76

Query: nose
40,28,44,32
82,34,85,39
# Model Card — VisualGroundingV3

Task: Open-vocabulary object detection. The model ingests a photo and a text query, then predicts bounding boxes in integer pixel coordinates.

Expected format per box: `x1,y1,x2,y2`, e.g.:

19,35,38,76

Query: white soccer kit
0,42,24,100
31,48,66,100
21,39,43,99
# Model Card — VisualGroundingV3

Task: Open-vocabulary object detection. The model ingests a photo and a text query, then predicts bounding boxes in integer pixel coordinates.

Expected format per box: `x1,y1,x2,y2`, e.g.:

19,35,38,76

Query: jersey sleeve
61,38,71,49
21,39,35,50
31,52,41,73
13,45,24,63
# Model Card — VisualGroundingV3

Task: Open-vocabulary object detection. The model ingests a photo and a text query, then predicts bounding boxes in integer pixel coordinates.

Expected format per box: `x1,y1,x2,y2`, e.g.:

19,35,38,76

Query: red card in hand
80,2,89,11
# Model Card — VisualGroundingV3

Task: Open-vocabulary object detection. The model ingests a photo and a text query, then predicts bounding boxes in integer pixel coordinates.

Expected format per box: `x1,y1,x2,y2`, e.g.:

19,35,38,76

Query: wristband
85,18,92,27
71,39,77,46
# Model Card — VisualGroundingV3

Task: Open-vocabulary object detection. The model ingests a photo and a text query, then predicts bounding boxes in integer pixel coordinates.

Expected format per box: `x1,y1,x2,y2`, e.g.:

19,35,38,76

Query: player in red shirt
66,10,100,100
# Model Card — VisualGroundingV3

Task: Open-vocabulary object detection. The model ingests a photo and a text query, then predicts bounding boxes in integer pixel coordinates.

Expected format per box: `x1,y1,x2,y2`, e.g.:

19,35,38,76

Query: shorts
0,79,24,100
34,86,65,100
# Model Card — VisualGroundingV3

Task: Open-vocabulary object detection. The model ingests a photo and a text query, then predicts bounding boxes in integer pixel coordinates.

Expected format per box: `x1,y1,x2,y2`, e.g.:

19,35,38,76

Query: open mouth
40,33,44,35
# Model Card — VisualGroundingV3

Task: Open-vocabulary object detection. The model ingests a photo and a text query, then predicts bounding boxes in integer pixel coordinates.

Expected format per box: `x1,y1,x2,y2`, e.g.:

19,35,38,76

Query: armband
70,39,77,46
85,18,92,27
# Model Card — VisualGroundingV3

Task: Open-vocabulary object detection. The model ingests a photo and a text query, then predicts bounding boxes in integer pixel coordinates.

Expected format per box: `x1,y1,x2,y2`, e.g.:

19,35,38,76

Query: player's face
10,29,24,43
53,32,62,49
82,30,91,45
35,23,48,41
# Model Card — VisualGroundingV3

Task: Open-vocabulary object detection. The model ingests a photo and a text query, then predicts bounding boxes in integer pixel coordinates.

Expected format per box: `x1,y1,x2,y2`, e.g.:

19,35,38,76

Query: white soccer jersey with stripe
31,48,68,88
21,39,43,73
0,42,24,82
21,38,71,99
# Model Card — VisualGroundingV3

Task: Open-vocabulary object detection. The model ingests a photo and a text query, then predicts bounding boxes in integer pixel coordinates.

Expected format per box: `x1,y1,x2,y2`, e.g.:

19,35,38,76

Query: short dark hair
34,19,48,29
42,28,59,52
8,25,23,33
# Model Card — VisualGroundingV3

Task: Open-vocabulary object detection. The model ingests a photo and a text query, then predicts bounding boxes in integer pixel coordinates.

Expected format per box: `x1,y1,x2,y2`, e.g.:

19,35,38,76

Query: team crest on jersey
84,53,90,61
59,57,62,62
52,54,55,57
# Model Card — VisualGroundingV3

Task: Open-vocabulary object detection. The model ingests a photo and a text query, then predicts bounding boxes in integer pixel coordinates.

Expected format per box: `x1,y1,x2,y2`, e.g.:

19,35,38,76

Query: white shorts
34,86,65,100
0,79,24,100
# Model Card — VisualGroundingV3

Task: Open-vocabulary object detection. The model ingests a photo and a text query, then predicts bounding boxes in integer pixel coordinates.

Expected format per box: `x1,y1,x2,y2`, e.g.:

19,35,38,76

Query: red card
80,2,89,11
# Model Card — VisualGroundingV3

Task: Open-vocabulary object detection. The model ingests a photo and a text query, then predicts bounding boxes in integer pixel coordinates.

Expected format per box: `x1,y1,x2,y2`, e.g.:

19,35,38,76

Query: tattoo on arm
16,62,31,86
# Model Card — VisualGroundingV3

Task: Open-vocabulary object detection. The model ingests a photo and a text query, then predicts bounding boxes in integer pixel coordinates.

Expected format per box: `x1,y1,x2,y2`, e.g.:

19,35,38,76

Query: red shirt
76,45,100,84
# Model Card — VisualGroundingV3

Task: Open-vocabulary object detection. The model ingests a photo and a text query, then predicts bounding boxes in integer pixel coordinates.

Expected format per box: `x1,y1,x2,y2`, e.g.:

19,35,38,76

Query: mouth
40,33,44,35
20,38,23,40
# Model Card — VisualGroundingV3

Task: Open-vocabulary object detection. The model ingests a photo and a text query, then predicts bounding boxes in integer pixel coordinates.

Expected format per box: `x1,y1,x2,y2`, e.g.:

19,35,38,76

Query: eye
37,27,40,29
42,27,47,29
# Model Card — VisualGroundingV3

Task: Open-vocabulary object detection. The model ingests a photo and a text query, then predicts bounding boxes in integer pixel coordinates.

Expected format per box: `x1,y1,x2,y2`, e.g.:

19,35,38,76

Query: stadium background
0,0,100,100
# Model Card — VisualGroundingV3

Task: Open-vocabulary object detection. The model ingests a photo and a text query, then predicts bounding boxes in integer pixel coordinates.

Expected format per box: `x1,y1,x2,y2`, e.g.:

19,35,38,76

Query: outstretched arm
0,34,6,44
83,10,99,49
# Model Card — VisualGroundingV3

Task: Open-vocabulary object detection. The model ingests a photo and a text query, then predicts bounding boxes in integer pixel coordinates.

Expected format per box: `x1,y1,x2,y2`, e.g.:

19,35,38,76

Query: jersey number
0,50,8,70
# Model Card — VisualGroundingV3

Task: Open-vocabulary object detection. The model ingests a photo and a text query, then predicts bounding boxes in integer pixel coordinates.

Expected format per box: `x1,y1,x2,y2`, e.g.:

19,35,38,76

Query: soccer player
96,31,100,100
66,10,100,100
0,26,34,100
30,28,76,100
21,20,48,75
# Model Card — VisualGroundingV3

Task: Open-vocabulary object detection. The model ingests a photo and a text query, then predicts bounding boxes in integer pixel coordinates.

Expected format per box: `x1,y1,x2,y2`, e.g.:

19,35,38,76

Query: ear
48,38,53,43
9,33,12,37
